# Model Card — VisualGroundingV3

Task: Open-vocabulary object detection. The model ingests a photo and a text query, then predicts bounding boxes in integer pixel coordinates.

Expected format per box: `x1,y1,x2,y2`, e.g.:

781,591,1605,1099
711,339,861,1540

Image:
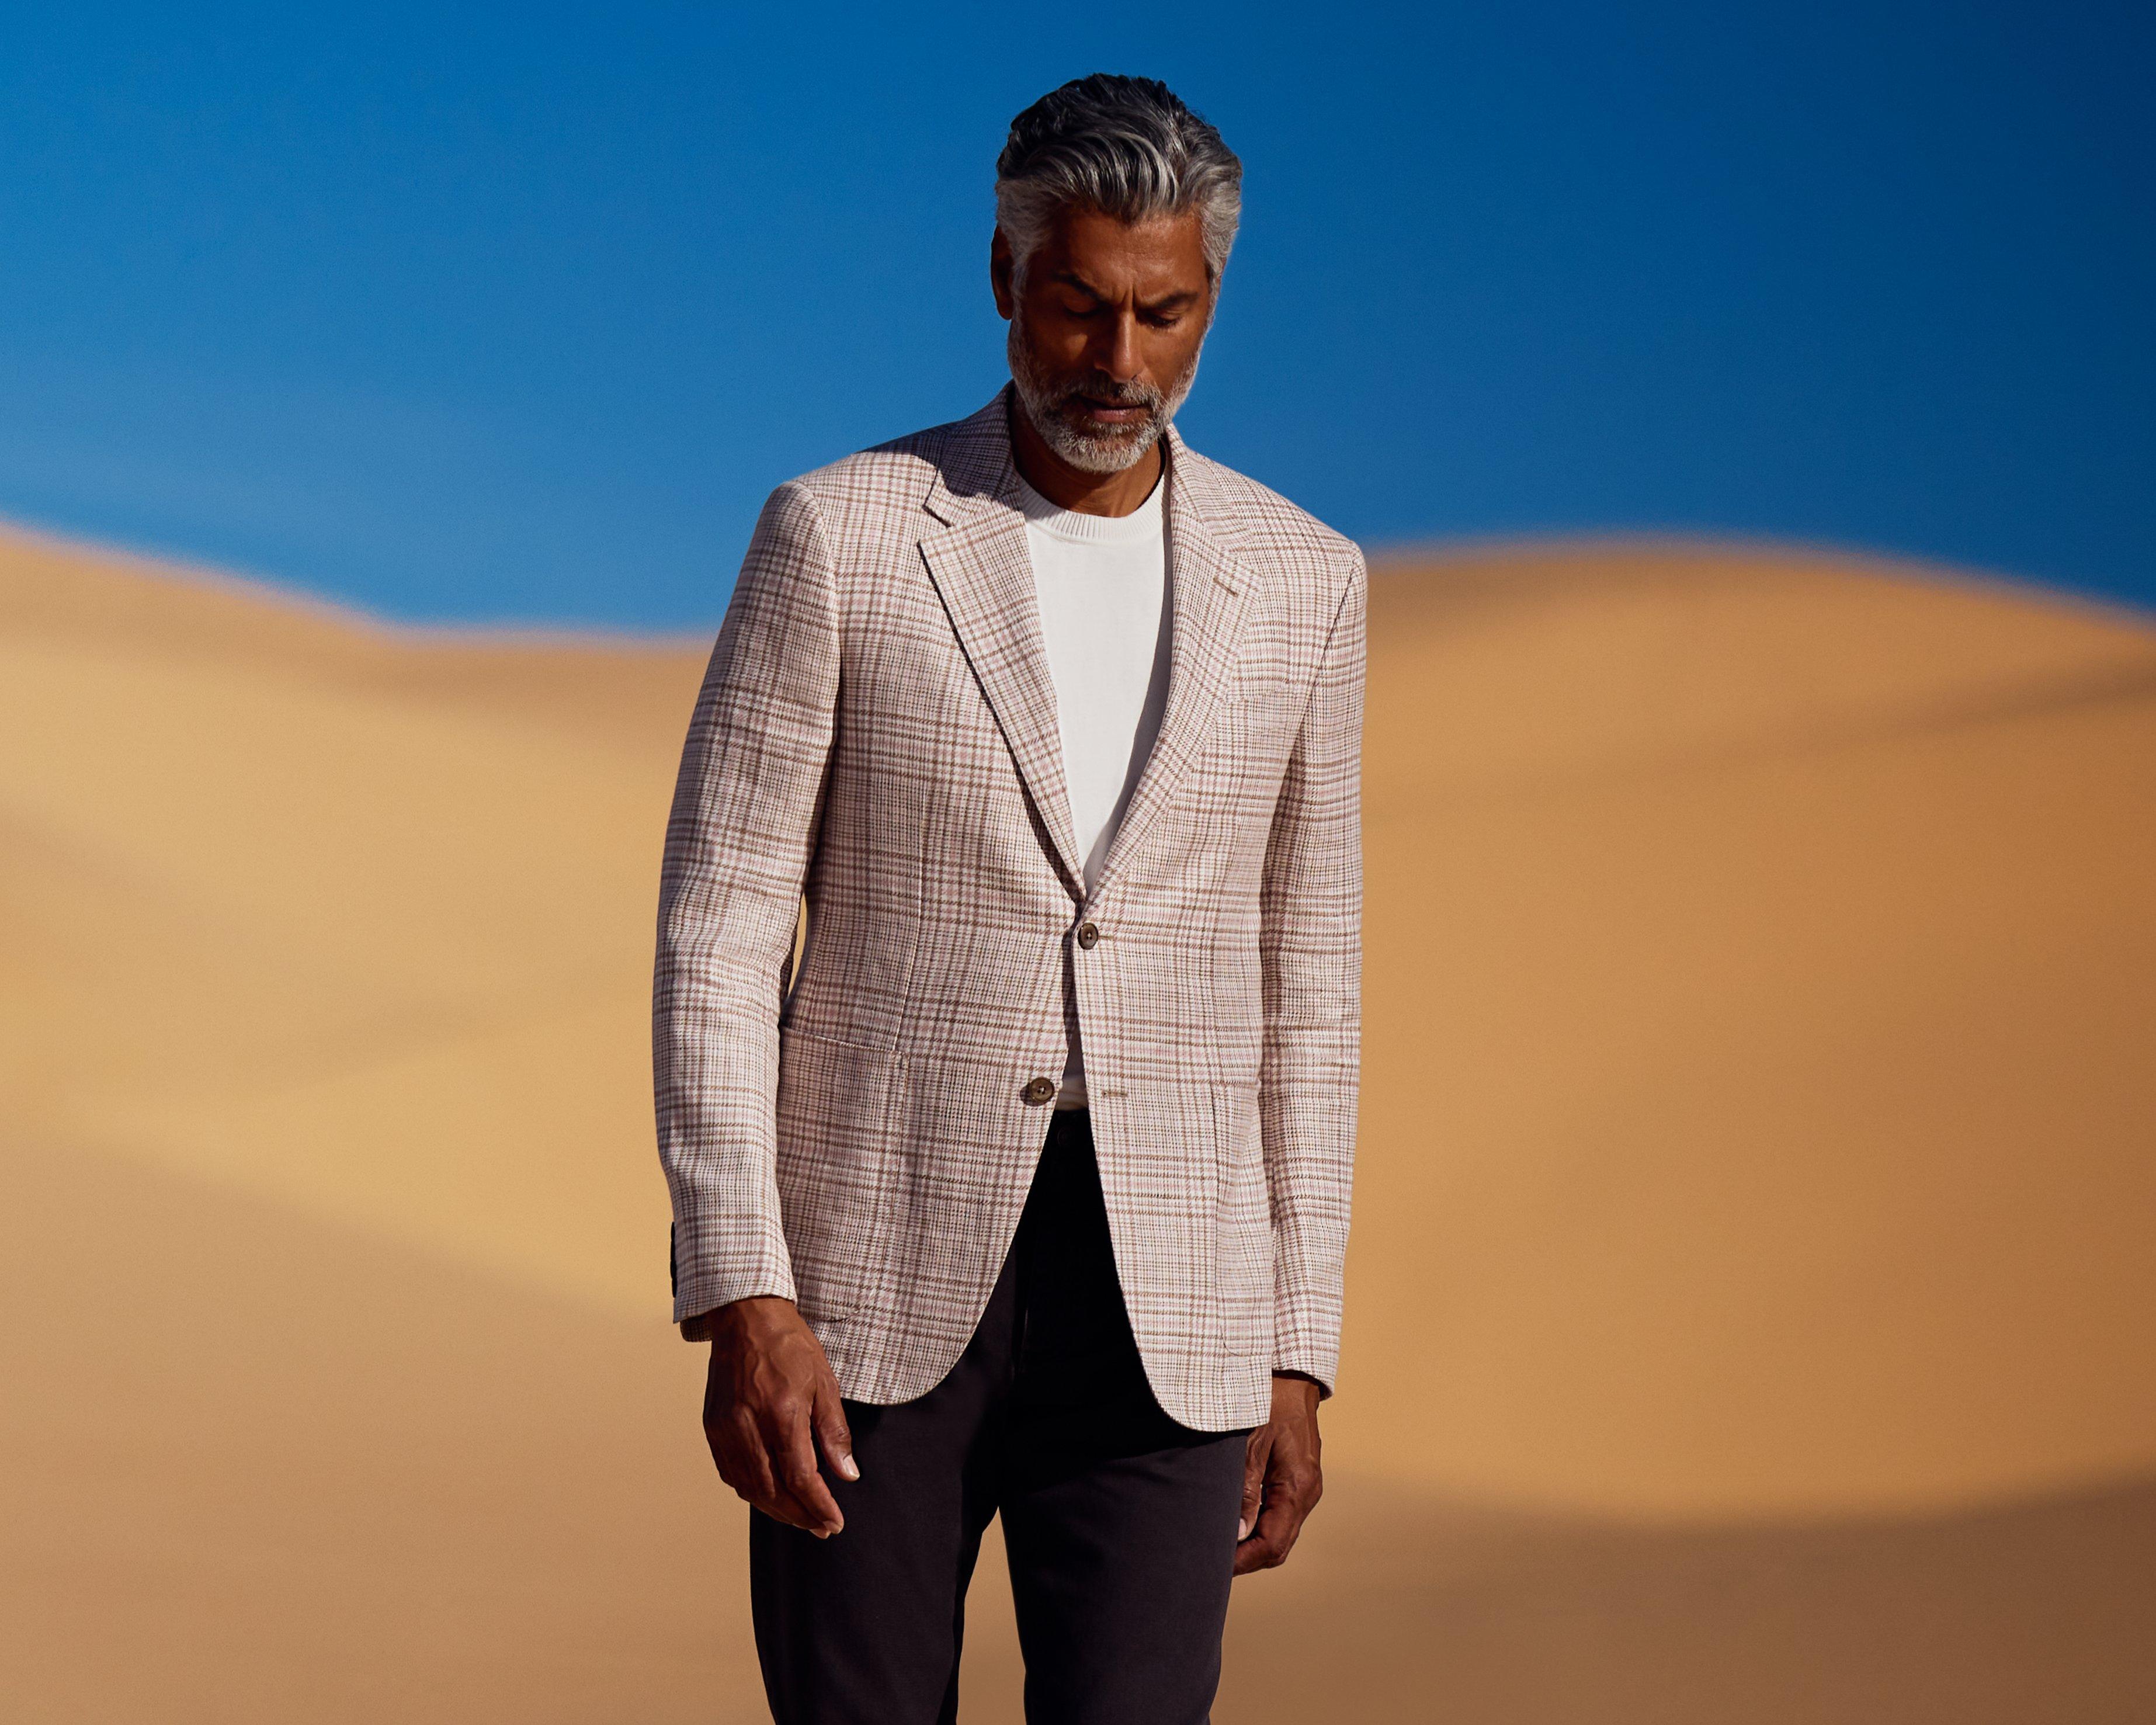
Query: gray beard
1006,315,1201,475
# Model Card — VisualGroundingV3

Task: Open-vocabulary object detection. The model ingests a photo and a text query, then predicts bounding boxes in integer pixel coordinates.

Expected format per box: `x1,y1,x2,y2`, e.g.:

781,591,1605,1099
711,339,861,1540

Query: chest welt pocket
1222,667,1311,783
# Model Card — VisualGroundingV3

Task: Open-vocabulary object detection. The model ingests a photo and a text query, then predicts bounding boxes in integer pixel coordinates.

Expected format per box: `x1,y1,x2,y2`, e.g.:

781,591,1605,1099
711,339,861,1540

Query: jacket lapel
917,393,1088,893
1085,422,1254,906
915,390,1255,908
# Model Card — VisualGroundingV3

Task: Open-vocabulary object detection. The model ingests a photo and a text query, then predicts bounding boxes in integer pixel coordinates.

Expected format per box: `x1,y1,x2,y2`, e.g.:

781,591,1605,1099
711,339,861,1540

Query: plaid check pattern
654,386,1365,1431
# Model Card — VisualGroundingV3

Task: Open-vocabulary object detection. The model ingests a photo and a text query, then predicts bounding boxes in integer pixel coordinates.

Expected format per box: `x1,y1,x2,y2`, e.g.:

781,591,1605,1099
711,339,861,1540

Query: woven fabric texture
654,386,1365,1431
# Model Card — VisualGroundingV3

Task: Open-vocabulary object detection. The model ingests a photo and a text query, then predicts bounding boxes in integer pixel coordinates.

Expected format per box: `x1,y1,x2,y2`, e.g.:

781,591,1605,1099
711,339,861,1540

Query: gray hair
995,75,1242,290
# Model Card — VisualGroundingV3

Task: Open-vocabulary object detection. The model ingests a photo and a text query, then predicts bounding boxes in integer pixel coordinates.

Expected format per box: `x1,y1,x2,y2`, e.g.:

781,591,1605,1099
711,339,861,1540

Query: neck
1006,394,1165,517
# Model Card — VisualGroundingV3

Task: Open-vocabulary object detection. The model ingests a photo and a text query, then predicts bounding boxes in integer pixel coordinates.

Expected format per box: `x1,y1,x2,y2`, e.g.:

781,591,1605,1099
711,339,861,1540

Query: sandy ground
4,521,2152,1718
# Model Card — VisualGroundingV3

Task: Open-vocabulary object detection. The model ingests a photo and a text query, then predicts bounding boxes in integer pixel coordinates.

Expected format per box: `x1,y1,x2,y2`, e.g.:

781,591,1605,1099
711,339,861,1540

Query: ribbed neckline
1011,464,1165,546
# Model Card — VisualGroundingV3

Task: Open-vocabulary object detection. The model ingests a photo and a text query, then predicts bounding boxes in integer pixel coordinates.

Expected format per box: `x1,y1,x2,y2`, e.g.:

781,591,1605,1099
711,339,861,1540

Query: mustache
1045,373,1168,413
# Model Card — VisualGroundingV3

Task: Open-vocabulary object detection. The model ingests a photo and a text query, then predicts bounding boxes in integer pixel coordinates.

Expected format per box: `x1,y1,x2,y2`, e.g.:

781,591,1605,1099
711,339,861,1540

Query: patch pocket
773,1027,900,1321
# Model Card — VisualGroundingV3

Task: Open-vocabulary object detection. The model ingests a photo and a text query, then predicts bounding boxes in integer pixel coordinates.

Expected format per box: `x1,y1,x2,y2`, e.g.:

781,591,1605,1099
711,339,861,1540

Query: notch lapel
917,394,1088,895
1084,423,1255,905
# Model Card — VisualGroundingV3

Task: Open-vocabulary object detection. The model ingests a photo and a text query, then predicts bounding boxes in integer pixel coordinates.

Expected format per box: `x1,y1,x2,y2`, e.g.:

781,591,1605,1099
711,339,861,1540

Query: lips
1069,396,1149,424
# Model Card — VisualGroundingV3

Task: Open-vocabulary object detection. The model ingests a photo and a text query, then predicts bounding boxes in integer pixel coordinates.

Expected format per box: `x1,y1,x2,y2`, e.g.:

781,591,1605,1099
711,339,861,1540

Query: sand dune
1349,541,2156,1516
8,1126,2151,1724
3,521,2152,1716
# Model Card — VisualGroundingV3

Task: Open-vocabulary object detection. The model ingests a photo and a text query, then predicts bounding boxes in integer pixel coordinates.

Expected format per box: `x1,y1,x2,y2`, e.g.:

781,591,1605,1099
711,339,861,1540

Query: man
654,73,1365,1725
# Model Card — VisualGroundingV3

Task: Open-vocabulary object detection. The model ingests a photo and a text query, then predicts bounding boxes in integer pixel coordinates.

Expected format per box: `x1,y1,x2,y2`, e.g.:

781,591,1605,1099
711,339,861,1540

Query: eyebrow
1049,269,1107,301
1048,270,1202,313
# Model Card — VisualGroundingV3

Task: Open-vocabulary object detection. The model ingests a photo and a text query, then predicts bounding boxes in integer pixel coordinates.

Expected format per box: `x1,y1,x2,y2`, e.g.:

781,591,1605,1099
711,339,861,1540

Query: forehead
1034,206,1209,298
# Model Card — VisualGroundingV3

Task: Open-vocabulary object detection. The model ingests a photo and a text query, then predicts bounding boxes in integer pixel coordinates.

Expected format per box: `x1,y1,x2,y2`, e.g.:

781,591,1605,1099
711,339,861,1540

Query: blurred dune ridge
3,520,2152,1720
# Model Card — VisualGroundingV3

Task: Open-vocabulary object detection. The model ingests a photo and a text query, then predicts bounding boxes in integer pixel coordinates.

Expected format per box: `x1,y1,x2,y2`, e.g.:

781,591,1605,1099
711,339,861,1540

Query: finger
1232,1509,1286,1575
707,1414,783,1519
813,1381,859,1483
721,1415,784,1507
742,1450,826,1535
754,1491,829,1534
1233,1498,1299,1575
772,1406,846,1537
723,1413,824,1533
1247,1464,1322,1572
1239,1430,1272,1543
744,1426,830,1535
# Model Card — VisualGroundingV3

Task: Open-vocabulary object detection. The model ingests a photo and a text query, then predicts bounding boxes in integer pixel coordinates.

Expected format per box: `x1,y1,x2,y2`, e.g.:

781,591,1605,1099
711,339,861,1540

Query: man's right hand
699,1296,859,1537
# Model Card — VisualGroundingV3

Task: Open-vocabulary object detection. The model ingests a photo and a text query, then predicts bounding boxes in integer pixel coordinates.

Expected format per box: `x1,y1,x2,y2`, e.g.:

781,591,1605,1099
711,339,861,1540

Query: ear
989,228,1018,321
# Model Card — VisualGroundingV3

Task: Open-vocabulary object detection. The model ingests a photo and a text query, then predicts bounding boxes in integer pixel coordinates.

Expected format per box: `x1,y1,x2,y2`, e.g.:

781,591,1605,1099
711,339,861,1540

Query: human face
992,206,1214,475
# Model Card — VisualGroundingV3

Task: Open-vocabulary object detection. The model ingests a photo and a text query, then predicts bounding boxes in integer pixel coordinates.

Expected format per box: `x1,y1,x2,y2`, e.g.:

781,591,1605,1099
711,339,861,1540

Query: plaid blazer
654,386,1365,1431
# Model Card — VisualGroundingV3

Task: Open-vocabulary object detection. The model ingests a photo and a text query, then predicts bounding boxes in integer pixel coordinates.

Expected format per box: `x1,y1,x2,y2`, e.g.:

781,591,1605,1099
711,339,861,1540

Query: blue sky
2,2,2149,629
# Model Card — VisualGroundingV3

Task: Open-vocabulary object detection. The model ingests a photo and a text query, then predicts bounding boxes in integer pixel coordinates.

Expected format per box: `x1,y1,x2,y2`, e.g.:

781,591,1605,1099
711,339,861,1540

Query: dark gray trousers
749,1105,1251,1725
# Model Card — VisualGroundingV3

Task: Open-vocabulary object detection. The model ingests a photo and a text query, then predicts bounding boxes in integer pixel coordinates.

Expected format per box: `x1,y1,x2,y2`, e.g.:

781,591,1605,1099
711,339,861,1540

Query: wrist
684,1293,798,1344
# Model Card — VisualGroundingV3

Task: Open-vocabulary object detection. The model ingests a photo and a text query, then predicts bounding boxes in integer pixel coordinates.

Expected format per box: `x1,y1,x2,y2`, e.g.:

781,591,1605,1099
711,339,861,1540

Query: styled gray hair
995,75,1242,290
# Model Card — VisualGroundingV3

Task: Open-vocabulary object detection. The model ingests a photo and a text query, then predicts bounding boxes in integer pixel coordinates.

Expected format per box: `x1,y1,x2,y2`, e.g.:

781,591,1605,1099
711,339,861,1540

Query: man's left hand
1234,1372,1323,1575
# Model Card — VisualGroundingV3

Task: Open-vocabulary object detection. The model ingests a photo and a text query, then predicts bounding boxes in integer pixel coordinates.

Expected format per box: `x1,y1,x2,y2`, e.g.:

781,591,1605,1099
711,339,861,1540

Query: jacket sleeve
1256,544,1367,1396
654,481,841,1331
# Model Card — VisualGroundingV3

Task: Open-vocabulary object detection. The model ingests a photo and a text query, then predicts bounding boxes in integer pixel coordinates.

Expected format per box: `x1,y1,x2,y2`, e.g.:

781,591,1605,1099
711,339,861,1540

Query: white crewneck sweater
1013,466,1173,1111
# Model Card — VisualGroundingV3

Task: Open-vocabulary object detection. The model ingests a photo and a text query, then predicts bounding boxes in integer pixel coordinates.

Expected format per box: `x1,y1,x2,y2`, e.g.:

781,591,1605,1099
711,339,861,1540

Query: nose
1095,309,1143,384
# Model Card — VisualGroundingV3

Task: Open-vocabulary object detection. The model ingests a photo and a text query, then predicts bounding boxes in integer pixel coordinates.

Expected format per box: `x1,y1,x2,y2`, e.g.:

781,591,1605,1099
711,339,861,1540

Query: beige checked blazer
654,385,1365,1432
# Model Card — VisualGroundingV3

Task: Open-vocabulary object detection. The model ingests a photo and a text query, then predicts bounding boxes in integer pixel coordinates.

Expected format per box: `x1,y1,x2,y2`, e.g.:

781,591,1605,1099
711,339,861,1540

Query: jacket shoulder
1182,447,1363,583
770,418,959,523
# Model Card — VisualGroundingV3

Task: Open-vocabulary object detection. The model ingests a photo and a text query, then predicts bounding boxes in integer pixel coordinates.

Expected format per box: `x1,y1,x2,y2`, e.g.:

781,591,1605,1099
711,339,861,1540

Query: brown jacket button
1075,921,1099,949
1023,1075,1057,1105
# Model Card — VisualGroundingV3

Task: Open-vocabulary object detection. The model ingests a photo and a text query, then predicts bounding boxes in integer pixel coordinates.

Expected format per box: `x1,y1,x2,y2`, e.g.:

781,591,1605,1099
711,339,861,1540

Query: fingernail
1237,1518,1251,1541
838,1454,860,1481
